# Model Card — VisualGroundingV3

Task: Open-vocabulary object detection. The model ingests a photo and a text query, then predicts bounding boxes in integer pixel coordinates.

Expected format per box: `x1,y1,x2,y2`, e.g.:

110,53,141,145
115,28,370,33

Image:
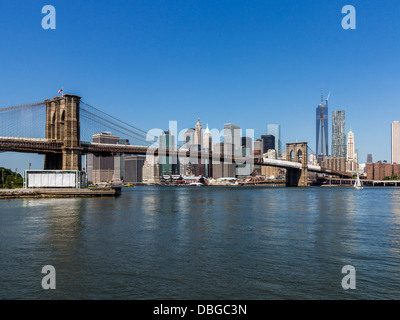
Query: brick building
366,162,400,180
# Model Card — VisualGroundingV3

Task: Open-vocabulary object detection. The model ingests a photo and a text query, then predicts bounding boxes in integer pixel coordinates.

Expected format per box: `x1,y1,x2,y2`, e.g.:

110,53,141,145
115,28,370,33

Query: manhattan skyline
0,1,399,171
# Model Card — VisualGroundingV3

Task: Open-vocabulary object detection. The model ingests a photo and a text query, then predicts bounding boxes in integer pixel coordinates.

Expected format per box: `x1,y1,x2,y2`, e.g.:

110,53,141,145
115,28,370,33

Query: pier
0,187,121,199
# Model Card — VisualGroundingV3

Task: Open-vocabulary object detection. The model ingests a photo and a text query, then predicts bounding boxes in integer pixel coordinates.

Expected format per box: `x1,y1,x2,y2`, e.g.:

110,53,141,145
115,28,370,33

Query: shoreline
0,187,120,199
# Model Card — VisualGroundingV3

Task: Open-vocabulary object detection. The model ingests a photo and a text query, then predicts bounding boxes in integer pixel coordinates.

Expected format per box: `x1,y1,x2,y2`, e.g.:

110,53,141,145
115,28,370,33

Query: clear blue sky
1,0,399,172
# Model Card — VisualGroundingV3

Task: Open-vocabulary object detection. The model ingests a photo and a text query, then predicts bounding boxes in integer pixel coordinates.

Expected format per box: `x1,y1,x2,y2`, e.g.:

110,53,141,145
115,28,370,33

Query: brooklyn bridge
0,94,352,187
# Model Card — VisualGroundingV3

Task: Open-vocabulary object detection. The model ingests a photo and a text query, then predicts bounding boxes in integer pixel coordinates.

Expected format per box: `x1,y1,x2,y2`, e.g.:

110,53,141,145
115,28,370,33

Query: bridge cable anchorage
80,113,152,146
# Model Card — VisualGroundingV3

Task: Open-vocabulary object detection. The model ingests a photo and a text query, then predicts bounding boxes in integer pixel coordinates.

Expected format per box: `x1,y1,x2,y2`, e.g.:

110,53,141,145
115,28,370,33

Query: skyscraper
392,121,400,164
237,136,253,178
203,124,212,150
194,119,202,147
267,124,282,157
367,154,373,164
346,129,358,172
203,124,212,177
261,135,275,154
87,132,127,183
224,123,241,149
316,94,329,159
159,131,179,176
331,110,346,158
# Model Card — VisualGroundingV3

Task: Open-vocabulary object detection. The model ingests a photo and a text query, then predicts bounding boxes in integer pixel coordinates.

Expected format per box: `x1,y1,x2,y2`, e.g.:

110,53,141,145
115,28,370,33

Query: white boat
188,182,203,186
353,173,363,190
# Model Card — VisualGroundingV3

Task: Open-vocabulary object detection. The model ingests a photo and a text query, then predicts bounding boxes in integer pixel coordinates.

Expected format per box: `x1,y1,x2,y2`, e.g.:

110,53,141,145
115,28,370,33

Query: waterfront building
87,132,127,184
316,97,329,159
124,156,145,183
261,149,282,179
346,129,358,172
267,124,282,157
392,121,400,164
142,154,160,183
367,162,400,180
321,156,346,172
332,111,346,158
212,142,236,179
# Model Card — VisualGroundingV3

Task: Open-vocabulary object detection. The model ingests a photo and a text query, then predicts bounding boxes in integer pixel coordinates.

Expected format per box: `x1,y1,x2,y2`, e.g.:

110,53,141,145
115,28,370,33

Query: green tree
0,167,23,188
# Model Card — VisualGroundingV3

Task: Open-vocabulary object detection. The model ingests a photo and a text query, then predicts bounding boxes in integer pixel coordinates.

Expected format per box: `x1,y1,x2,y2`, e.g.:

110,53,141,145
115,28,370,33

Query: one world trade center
316,91,330,161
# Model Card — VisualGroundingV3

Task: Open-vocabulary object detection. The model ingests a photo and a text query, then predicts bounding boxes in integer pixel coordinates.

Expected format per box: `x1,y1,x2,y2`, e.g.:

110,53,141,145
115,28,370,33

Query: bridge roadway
0,137,352,178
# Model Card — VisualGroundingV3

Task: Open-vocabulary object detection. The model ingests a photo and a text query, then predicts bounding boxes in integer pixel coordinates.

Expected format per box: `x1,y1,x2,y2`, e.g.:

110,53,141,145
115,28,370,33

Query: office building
367,162,400,180
367,154,373,164
392,121,400,164
321,157,347,172
332,111,346,158
261,135,275,154
203,124,213,177
237,136,253,178
142,154,159,183
87,132,127,184
124,156,145,183
224,123,241,151
212,142,236,179
267,124,282,157
346,129,358,172
183,128,195,146
194,119,202,147
316,95,329,159
159,131,179,177
261,149,282,179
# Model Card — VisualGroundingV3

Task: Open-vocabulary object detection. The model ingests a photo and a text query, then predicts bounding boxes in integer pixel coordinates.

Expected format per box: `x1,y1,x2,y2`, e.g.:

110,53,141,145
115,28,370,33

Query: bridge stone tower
286,142,308,187
44,94,82,171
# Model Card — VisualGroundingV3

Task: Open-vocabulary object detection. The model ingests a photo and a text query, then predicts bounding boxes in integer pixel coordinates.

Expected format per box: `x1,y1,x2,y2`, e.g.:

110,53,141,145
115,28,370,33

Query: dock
0,187,121,199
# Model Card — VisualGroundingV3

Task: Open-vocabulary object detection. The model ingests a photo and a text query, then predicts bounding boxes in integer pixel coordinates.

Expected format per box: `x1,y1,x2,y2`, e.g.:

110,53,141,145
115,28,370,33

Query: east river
1,186,400,299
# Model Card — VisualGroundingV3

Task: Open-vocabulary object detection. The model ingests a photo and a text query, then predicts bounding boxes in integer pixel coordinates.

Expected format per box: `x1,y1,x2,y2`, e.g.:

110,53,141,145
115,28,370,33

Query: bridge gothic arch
44,94,82,171
286,142,308,187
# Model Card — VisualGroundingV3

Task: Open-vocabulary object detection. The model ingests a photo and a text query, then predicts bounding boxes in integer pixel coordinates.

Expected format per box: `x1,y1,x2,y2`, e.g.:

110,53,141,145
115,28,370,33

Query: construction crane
325,91,331,105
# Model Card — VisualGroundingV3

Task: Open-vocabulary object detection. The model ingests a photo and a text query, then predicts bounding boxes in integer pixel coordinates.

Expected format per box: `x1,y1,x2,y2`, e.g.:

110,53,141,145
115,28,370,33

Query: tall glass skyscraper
331,110,346,158
267,124,282,157
159,131,179,176
316,99,329,159
261,135,275,154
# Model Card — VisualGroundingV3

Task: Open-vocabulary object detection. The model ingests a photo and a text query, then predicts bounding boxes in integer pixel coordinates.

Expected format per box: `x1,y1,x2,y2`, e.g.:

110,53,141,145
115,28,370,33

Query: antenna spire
321,86,324,103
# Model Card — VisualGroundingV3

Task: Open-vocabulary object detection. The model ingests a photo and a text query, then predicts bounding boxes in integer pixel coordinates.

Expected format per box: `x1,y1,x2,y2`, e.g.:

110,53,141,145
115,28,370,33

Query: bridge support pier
285,142,309,187
44,94,82,171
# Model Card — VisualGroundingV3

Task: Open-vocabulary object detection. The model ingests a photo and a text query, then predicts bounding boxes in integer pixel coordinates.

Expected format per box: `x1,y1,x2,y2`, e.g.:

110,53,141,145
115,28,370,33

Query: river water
1,186,400,299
